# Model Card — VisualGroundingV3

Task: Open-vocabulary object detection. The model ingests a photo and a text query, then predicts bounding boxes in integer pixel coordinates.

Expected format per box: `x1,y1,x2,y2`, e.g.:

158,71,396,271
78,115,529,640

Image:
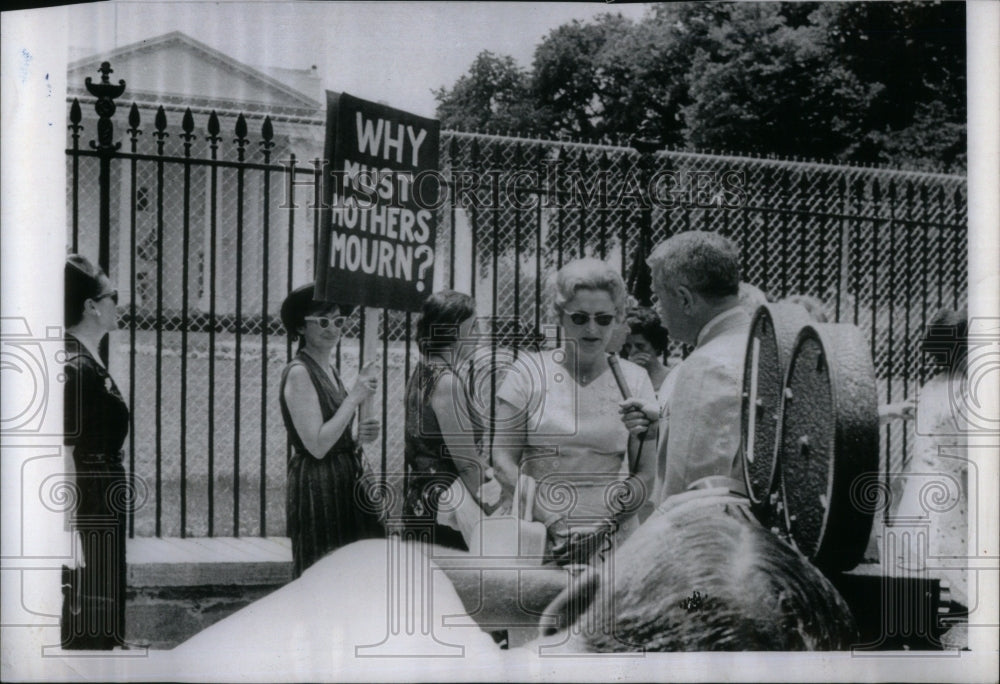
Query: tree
680,3,878,160
529,13,635,140
816,0,966,171
435,2,966,172
433,51,539,135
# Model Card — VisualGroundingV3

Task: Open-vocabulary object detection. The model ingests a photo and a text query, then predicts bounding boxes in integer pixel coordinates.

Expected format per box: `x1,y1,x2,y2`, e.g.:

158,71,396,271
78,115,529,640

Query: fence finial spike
181,108,195,139
235,112,248,142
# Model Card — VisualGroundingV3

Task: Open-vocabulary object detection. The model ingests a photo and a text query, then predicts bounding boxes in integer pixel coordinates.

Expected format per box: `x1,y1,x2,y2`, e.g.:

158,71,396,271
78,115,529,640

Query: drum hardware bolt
819,493,828,510
784,388,794,400
938,581,951,616
755,399,764,407
788,514,797,523
798,435,810,458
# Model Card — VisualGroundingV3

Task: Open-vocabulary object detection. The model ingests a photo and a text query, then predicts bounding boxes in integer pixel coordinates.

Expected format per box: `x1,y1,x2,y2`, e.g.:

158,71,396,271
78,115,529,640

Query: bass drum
779,323,879,572
740,302,812,531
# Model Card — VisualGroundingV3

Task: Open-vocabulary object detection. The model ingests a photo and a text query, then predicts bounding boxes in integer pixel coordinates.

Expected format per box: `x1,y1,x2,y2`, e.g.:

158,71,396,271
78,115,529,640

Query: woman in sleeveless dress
402,290,501,550
279,283,384,578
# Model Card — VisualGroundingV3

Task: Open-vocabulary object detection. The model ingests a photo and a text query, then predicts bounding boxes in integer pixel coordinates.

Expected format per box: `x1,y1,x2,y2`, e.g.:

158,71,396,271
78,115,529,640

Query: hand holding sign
349,361,380,405
357,416,380,444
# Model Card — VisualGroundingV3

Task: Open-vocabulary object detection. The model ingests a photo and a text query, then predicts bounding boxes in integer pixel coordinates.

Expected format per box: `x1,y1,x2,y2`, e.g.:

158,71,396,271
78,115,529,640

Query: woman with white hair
491,258,658,565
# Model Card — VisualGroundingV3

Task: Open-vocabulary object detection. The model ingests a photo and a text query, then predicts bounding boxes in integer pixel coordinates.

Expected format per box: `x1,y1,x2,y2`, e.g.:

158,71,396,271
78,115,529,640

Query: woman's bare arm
430,372,491,505
283,364,368,458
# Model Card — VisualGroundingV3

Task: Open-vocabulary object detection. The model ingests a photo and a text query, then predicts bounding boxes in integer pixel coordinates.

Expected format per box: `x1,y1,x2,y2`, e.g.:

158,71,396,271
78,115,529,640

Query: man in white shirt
627,231,752,509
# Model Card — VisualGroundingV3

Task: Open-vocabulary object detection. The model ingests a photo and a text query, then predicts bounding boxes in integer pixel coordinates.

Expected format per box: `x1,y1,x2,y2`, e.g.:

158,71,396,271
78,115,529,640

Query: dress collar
66,331,106,369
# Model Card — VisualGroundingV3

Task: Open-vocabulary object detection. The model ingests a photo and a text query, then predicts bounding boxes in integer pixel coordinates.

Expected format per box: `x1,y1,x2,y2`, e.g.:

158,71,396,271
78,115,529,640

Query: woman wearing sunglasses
279,283,384,578
62,254,128,649
492,258,659,565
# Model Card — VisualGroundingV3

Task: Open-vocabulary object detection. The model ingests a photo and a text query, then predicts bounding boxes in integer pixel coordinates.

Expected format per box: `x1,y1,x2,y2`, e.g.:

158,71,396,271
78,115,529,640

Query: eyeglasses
94,290,118,305
565,311,616,327
304,315,347,330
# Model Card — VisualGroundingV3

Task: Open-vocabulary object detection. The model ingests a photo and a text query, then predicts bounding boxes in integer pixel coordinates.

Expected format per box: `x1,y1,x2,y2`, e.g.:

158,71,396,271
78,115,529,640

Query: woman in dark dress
62,254,129,649
402,290,500,550
279,284,384,578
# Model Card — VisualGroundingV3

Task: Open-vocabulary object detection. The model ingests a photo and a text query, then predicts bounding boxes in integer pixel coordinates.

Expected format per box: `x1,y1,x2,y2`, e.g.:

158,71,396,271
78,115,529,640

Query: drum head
780,324,879,572
741,303,812,523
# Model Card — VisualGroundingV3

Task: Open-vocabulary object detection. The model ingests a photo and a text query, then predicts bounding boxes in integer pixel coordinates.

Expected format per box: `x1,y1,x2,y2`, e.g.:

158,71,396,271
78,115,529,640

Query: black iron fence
66,62,968,538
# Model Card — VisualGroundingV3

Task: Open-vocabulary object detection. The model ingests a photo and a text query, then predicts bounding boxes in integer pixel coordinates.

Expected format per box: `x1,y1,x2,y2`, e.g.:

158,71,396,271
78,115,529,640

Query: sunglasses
304,315,348,330
94,289,118,305
565,311,616,327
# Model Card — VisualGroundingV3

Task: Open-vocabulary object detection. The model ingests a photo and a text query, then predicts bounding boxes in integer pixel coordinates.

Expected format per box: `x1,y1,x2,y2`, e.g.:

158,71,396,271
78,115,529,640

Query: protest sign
317,92,441,311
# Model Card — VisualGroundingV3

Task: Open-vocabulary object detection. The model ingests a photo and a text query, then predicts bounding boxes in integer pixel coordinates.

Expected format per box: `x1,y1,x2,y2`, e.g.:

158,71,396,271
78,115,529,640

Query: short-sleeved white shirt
496,349,657,522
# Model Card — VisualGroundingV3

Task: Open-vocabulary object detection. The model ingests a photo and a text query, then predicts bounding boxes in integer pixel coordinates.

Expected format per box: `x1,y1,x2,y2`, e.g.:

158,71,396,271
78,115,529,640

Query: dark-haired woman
620,306,671,406
62,254,129,649
279,283,384,578
402,290,499,550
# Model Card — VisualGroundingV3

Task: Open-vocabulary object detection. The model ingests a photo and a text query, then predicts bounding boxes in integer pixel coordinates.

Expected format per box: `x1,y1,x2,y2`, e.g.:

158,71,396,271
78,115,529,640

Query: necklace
561,353,603,385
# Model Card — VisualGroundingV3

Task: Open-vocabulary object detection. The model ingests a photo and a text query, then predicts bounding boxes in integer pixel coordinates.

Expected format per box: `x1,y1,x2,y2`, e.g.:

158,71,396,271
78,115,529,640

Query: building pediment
68,31,322,119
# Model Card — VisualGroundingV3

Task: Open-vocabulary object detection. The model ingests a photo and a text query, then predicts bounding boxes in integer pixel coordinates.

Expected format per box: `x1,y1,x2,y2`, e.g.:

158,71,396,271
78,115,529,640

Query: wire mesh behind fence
68,101,967,538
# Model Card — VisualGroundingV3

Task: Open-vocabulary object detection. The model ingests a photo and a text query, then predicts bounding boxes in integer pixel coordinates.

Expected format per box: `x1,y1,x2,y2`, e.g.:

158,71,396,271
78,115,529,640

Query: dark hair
565,510,857,652
415,290,475,350
921,304,968,374
647,231,740,300
279,283,354,346
65,254,106,326
625,306,669,354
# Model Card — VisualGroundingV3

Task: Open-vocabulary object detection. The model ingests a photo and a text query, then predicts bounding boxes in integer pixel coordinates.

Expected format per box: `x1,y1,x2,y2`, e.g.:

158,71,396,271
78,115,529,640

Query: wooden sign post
316,96,444,655
316,90,441,481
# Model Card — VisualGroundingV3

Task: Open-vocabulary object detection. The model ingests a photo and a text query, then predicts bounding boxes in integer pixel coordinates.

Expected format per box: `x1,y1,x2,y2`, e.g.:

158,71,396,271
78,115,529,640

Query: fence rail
66,63,967,538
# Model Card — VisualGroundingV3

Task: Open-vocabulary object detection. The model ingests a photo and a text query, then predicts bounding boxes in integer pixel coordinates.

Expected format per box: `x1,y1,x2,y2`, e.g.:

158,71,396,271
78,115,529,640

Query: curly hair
625,306,669,354
549,258,628,319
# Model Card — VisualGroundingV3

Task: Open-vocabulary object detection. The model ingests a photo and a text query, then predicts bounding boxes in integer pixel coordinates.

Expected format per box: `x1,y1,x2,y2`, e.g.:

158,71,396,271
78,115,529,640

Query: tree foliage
433,1,966,172
431,51,538,135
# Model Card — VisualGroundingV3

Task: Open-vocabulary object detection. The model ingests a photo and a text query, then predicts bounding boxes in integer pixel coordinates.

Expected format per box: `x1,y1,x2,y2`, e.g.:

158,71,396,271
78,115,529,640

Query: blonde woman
492,259,658,565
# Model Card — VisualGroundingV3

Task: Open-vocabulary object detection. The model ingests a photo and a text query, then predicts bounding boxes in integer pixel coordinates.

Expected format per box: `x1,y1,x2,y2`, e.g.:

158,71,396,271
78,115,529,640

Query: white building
67,31,327,316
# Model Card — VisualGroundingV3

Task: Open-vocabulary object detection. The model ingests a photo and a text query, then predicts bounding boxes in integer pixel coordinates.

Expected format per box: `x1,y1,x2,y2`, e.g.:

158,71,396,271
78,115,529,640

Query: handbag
467,474,547,562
